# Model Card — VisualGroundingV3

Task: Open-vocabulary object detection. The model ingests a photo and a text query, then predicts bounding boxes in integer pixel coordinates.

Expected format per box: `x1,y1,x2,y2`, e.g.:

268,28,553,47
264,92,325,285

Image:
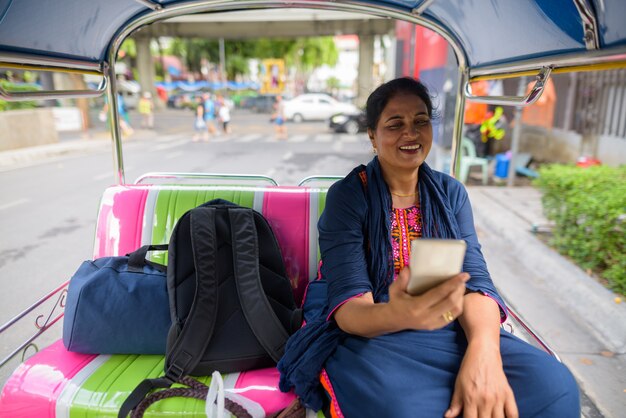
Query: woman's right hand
387,267,469,330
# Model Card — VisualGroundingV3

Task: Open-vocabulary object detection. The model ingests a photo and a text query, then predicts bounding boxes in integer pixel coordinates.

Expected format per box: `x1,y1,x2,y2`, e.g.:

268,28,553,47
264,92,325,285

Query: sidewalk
468,186,626,418
0,128,154,171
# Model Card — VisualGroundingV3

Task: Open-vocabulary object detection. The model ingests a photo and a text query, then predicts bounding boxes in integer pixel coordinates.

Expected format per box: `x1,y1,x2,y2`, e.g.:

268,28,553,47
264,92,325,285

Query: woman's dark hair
365,77,435,131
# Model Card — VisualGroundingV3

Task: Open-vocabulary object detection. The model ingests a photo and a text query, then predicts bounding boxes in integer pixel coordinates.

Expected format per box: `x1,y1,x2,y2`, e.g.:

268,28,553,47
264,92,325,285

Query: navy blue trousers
324,323,580,417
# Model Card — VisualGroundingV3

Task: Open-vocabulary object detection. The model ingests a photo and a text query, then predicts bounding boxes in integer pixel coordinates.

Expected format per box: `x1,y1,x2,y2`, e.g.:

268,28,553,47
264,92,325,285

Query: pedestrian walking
218,95,231,135
100,92,134,137
138,92,154,129
192,96,207,142
272,95,287,140
203,94,217,139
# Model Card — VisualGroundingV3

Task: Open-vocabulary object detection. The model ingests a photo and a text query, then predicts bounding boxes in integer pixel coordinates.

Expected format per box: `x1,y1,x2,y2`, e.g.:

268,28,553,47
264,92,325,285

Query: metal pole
450,68,468,178
39,72,56,107
507,76,528,187
105,64,126,185
219,38,226,83
562,72,577,131
156,37,165,79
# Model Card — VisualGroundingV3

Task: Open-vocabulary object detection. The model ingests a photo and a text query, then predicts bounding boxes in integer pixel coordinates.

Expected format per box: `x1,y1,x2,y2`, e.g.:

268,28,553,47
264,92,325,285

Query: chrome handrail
134,0,164,11
0,75,107,102
469,48,626,80
134,172,279,186
464,66,553,106
0,51,103,72
0,280,69,368
573,0,600,50
412,0,438,15
507,308,560,361
298,175,343,186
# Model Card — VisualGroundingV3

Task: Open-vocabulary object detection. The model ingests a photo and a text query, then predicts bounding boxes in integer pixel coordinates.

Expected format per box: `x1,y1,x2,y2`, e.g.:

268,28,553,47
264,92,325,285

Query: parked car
166,89,207,110
240,94,278,113
283,93,358,122
329,111,367,134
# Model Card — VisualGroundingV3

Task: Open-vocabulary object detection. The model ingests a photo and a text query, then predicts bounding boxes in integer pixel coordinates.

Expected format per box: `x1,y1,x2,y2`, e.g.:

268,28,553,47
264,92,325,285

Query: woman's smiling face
369,93,433,173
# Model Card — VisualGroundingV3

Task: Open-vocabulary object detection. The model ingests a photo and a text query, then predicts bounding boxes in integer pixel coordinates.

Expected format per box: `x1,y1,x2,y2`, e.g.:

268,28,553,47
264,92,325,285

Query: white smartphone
407,239,467,295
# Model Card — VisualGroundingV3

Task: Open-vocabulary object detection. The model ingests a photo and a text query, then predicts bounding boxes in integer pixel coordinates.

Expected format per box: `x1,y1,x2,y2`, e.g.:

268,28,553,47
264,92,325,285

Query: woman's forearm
335,271,469,338
334,293,401,338
458,292,501,347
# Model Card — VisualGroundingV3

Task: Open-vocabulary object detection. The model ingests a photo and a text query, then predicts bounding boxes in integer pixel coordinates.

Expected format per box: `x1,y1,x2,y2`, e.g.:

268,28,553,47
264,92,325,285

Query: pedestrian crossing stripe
214,137,232,142
341,135,359,143
178,133,368,144
289,134,307,142
314,134,333,142
229,134,367,143
239,133,262,142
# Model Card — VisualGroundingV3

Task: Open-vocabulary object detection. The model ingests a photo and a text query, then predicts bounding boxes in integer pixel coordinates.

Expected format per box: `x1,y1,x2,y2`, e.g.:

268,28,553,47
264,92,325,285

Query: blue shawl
278,157,504,410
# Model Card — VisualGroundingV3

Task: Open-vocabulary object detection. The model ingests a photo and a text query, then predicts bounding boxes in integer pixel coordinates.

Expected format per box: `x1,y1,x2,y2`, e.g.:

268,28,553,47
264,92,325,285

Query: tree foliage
0,79,38,111
119,38,137,59
167,37,338,78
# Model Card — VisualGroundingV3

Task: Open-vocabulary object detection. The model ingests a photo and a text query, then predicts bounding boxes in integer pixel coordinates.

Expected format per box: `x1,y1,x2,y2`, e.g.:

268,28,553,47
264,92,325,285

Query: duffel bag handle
123,375,253,418
127,244,168,272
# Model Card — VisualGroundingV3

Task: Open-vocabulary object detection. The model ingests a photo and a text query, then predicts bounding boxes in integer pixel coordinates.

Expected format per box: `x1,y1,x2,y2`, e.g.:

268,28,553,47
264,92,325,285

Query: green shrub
534,164,626,295
0,79,39,111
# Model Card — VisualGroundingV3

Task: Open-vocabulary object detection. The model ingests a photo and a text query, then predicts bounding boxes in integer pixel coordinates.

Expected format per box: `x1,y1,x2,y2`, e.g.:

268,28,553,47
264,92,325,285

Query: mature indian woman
279,77,580,418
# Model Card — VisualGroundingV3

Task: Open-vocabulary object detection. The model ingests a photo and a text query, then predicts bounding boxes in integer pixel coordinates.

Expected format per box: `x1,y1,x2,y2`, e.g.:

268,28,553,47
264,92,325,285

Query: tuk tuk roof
0,0,625,73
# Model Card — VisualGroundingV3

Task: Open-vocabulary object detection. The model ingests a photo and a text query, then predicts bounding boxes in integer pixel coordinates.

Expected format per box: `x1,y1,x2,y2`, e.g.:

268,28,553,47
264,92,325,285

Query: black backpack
119,199,302,417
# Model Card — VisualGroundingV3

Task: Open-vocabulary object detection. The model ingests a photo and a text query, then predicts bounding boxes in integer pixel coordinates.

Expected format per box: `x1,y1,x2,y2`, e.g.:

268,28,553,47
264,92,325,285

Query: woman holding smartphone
279,77,580,417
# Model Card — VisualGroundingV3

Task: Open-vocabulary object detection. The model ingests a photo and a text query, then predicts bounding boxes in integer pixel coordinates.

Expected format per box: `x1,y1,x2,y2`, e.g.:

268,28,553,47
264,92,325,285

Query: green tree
166,37,338,79
326,76,341,96
119,38,137,59
289,37,338,71
118,39,137,74
170,39,218,73
0,79,38,111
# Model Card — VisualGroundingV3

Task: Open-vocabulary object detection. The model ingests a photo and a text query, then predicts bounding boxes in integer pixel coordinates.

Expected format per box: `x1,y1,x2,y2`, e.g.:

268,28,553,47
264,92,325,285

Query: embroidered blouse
390,205,422,275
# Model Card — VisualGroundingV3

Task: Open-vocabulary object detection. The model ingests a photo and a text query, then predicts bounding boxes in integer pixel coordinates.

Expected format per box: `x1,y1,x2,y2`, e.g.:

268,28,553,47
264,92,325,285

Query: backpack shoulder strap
166,206,219,379
228,207,290,362
120,208,219,417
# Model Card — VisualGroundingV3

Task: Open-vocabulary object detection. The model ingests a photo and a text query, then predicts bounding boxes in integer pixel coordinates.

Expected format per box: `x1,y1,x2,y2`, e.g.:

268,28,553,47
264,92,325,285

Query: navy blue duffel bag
63,244,171,354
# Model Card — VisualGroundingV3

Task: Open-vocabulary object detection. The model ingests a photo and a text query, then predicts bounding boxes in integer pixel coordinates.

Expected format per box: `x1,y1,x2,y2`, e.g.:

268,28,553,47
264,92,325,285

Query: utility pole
507,76,528,187
219,38,226,83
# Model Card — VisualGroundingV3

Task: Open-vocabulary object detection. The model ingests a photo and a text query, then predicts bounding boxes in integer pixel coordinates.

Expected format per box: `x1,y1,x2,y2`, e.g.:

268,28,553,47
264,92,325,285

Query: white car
283,93,358,122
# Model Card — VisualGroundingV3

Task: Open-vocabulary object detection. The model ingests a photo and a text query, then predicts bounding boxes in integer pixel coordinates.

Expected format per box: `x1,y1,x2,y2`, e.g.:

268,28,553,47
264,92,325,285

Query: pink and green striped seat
0,184,330,418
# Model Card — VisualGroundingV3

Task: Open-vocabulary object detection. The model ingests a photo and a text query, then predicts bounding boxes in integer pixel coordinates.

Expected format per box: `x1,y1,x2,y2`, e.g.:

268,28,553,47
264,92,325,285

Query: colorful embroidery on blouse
358,170,367,188
391,205,422,275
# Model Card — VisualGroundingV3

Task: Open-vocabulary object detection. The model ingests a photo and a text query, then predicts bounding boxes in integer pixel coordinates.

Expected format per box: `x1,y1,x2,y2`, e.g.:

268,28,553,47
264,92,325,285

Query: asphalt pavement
1,122,625,417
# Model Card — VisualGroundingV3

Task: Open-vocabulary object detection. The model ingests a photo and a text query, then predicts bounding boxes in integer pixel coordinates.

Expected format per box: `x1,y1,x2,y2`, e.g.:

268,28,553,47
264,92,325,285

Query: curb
0,139,111,170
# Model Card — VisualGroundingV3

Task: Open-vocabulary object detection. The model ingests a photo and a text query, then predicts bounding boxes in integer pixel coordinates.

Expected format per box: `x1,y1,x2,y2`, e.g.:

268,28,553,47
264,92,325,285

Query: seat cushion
0,341,300,417
1,184,331,418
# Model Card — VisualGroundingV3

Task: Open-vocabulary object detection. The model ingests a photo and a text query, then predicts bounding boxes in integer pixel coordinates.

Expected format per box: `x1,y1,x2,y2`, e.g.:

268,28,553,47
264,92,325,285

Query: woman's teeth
399,144,422,150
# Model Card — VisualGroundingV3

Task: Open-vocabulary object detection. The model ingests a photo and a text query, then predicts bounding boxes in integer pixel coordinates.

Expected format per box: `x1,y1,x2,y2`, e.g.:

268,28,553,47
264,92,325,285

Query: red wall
395,22,448,77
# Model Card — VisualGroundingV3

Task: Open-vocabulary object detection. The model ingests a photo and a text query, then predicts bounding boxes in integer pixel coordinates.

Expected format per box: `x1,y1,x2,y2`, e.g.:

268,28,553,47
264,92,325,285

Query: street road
0,110,371,376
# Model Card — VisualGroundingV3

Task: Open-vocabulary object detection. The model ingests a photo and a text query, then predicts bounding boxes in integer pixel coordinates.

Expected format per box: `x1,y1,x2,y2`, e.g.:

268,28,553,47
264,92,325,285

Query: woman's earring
373,148,377,154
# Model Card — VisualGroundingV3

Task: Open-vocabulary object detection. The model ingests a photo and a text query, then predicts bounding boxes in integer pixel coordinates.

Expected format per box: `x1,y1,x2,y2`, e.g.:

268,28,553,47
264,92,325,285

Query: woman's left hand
444,343,518,418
